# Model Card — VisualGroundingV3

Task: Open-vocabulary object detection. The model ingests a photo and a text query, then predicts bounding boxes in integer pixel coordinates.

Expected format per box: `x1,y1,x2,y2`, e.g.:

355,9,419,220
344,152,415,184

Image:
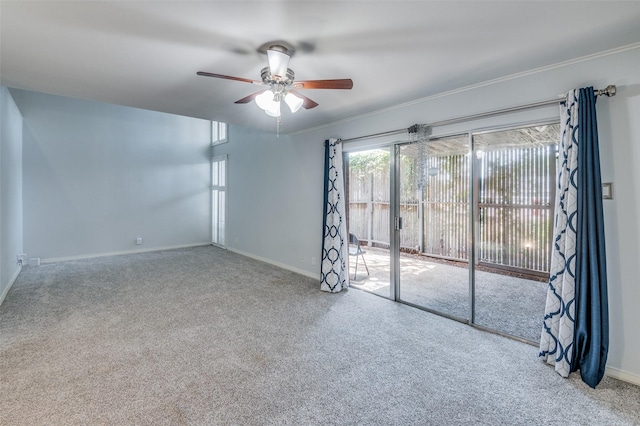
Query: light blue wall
223,46,640,383
0,86,24,305
212,125,322,278
10,89,212,260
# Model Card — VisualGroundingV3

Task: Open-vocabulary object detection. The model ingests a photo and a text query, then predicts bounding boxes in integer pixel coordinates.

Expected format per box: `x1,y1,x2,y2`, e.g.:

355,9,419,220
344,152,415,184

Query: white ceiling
2,1,640,134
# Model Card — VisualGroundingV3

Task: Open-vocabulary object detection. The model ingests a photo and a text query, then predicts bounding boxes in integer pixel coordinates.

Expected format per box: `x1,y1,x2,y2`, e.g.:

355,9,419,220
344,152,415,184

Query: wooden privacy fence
347,144,555,274
476,147,554,273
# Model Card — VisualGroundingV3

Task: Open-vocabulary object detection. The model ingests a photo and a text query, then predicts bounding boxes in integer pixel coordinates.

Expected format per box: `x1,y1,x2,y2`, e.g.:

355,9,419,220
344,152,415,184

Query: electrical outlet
136,237,143,245
299,256,304,264
16,253,27,266
311,257,317,266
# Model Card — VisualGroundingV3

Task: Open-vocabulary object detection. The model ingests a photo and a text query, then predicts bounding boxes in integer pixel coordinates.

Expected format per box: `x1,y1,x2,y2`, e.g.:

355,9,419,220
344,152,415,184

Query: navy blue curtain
322,139,330,248
573,87,609,388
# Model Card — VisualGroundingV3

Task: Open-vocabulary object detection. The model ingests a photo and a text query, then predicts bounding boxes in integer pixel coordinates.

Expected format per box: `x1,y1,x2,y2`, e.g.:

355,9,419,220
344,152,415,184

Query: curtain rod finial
596,85,616,97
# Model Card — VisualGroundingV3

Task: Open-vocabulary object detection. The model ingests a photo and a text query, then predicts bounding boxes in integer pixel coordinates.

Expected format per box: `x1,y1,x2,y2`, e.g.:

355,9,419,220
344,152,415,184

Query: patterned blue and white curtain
540,87,609,388
320,138,349,293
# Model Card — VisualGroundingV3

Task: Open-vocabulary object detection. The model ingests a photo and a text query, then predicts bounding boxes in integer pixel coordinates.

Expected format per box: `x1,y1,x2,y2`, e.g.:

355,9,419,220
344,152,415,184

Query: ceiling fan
197,44,353,119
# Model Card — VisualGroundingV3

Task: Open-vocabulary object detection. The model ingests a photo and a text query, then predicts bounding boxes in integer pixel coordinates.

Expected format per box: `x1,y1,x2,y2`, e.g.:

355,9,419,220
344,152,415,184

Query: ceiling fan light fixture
255,90,274,110
267,45,290,80
284,92,303,113
264,101,281,117
255,90,280,117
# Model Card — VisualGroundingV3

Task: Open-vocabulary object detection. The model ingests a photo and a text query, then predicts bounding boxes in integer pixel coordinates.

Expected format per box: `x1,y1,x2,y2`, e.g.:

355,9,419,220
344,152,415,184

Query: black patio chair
348,233,370,281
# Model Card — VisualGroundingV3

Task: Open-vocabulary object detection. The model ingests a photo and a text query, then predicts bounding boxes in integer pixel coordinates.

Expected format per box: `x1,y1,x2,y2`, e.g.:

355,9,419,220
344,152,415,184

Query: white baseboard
0,265,22,307
606,366,640,386
227,247,319,281
41,242,212,264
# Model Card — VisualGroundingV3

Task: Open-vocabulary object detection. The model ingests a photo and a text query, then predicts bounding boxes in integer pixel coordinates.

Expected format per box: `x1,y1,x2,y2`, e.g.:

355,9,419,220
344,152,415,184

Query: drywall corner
0,86,24,306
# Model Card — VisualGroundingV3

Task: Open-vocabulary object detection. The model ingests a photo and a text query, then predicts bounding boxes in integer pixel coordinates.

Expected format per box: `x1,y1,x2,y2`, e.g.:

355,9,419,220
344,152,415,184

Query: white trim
40,242,212,264
605,366,640,387
228,247,319,281
292,41,640,136
0,265,22,307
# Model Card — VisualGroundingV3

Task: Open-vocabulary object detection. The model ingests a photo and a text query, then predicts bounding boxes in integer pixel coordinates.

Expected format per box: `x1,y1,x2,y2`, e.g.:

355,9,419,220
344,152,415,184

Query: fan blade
290,90,319,109
293,79,353,90
197,71,261,85
234,90,266,104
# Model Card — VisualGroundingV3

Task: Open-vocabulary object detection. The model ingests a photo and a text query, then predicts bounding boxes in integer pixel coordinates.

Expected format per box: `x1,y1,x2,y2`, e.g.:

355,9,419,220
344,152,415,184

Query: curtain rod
340,85,617,143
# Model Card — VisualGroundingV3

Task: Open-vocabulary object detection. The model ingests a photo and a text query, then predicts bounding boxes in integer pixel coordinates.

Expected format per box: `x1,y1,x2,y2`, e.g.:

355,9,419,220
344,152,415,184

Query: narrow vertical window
212,155,227,246
211,121,228,145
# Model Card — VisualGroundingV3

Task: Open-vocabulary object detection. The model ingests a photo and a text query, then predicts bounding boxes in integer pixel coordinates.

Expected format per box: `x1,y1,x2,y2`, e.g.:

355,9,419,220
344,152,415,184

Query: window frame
211,154,228,247
211,121,228,146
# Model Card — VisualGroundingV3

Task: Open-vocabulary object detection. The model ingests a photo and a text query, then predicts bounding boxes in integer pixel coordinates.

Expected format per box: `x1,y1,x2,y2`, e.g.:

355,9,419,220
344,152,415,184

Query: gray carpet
1,246,639,425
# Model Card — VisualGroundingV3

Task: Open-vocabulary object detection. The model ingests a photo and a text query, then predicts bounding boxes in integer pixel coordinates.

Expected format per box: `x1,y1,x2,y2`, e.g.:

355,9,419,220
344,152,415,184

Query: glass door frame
467,122,558,344
344,118,558,344
390,144,400,302
392,138,472,325
343,145,395,301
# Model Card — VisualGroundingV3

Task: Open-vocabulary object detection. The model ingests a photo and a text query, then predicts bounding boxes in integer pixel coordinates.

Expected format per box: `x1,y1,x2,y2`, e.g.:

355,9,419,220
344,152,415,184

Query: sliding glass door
397,137,470,321
345,122,559,343
472,125,558,342
345,148,393,299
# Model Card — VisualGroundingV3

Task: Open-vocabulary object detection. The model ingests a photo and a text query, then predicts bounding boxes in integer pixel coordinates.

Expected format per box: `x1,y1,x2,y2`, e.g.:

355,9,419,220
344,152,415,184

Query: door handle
395,216,403,231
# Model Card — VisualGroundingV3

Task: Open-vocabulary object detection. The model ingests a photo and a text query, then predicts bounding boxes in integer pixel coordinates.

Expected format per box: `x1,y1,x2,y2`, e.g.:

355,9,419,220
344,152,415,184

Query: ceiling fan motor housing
261,67,296,101
261,67,295,86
